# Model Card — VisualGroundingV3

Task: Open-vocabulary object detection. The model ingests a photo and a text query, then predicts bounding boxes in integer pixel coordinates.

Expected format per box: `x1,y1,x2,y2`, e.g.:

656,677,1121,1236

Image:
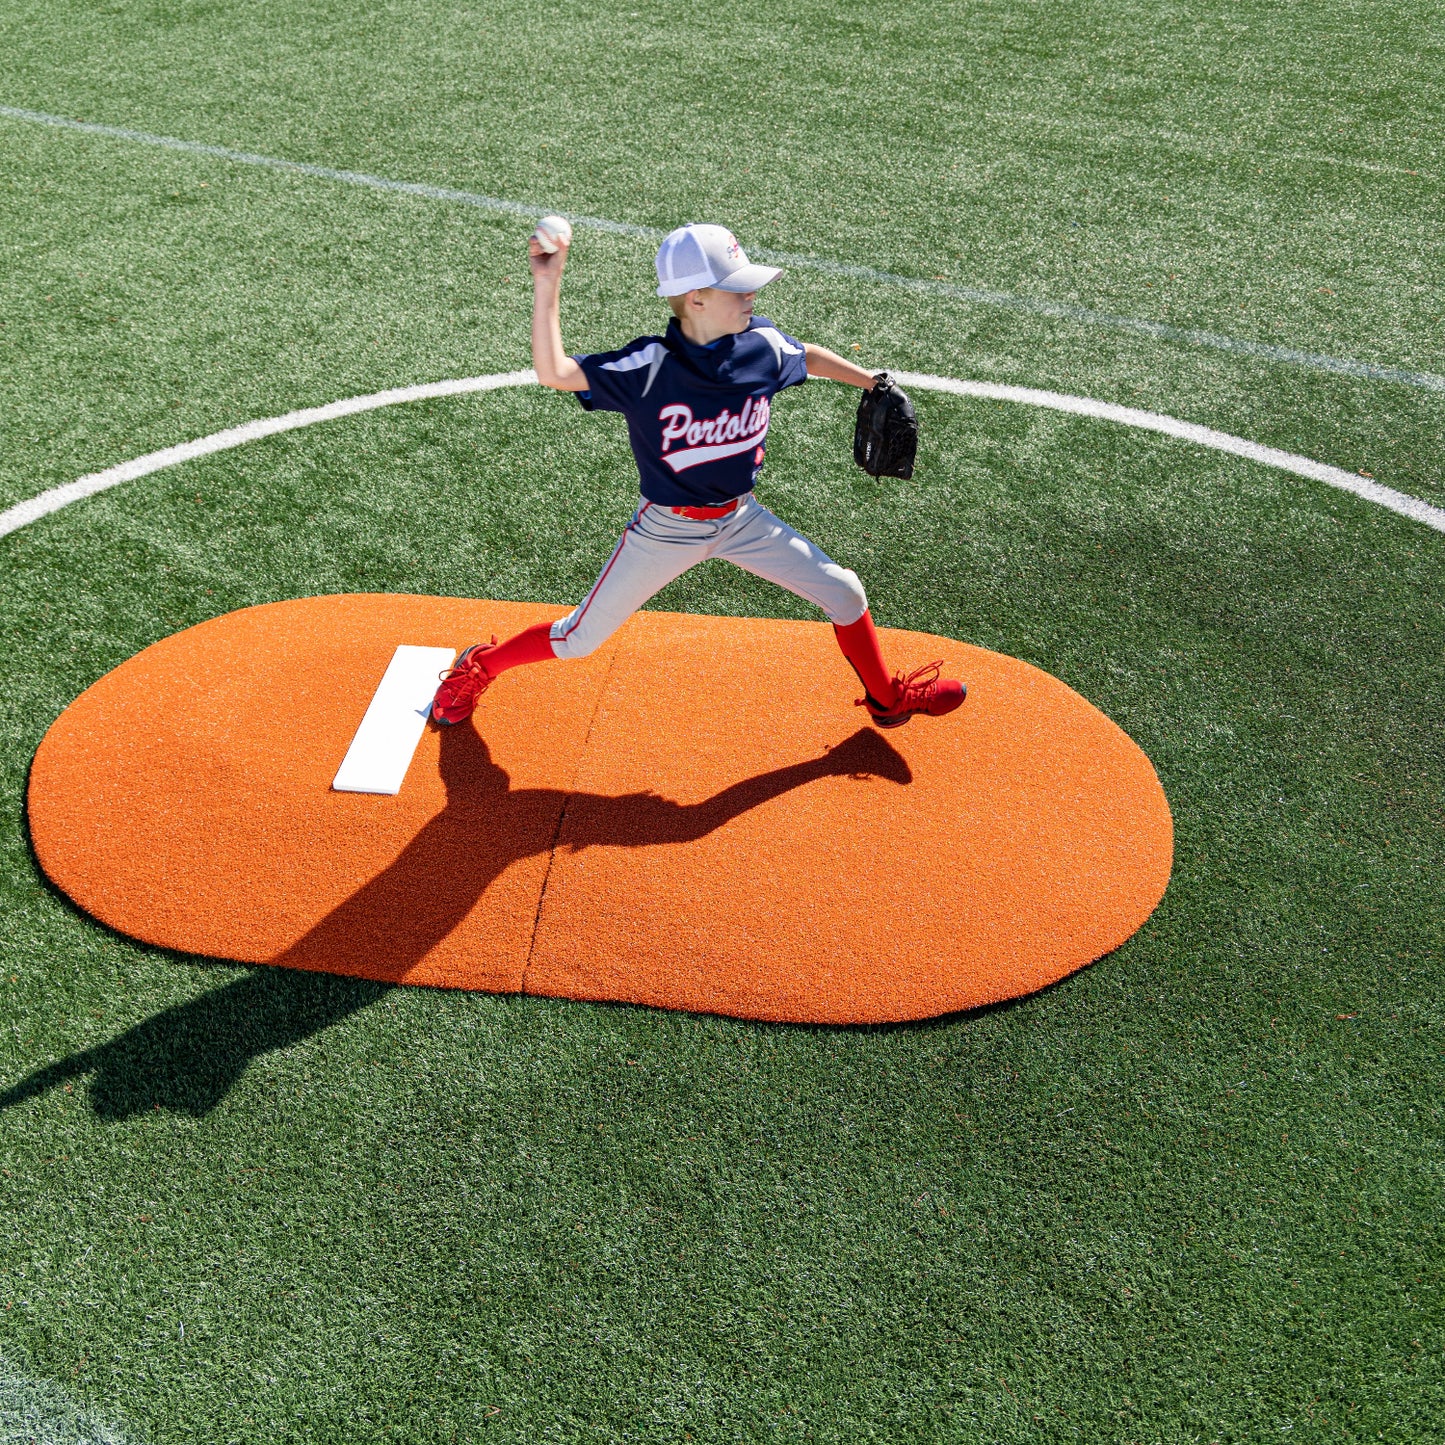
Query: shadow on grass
9,722,913,1118
0,969,391,1120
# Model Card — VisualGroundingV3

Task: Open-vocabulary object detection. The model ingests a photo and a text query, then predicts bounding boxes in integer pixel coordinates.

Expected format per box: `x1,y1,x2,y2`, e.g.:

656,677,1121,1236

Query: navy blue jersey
574,316,808,507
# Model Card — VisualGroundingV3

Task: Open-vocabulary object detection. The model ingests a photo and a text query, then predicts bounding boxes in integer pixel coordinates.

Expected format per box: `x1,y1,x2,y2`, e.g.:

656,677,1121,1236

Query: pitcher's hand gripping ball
854,372,918,479
531,214,573,254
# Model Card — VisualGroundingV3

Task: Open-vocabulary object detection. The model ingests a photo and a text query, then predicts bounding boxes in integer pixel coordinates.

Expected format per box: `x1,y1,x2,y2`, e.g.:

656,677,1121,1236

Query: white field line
0,369,1441,543
0,371,536,539
3,103,1444,395
894,373,1445,534
0,1349,136,1445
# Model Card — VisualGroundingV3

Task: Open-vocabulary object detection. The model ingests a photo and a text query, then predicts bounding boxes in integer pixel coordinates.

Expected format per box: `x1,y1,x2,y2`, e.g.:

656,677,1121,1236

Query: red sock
480,621,558,677
833,611,896,706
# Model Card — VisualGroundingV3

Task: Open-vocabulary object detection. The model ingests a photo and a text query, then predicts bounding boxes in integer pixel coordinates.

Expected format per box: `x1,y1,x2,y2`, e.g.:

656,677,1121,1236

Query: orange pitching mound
27,595,1172,1023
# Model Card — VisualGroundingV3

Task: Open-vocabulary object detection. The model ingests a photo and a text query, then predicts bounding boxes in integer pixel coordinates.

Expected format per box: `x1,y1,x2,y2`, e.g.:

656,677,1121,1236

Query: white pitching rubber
332,645,456,795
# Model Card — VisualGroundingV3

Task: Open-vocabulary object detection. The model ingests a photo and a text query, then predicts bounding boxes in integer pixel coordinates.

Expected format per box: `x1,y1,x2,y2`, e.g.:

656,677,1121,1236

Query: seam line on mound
4,103,1443,395
521,636,625,990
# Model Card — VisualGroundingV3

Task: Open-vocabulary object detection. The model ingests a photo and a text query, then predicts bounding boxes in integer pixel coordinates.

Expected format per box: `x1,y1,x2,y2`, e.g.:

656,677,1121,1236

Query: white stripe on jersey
599,341,668,396
751,327,804,369
661,434,764,472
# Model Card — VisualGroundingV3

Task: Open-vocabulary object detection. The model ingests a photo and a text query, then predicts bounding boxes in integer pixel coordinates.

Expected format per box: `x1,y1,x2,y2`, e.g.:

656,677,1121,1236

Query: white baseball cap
654,223,783,297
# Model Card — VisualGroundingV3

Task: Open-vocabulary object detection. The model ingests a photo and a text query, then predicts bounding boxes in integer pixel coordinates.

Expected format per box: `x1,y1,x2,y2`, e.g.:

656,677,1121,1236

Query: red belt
670,498,740,520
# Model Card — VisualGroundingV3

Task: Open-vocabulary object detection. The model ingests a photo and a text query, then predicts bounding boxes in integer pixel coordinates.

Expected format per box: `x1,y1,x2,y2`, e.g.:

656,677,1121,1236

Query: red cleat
431,639,498,726
857,660,966,729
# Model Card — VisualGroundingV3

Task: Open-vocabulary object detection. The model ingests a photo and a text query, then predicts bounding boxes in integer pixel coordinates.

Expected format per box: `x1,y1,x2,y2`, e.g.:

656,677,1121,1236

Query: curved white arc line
1,368,1440,542
894,372,1445,535
0,370,537,540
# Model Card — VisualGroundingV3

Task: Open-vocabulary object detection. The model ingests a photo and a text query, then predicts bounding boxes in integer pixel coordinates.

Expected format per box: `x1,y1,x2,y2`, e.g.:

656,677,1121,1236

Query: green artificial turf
1,1,1442,1440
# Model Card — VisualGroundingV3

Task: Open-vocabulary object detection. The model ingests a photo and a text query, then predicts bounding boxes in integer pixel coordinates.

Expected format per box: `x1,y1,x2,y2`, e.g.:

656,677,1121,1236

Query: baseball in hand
531,214,573,254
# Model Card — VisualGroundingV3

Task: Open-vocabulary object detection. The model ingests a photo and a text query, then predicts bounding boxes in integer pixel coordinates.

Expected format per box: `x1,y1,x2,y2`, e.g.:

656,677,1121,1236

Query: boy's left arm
803,343,879,390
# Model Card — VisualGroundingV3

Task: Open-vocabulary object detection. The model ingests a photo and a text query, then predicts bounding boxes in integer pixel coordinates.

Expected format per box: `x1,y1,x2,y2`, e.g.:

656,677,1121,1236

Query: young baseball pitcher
430,221,965,728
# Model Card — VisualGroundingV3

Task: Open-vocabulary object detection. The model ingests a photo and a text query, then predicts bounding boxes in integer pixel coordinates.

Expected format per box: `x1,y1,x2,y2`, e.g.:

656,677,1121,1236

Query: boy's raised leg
834,611,965,727
833,611,897,708
714,500,965,728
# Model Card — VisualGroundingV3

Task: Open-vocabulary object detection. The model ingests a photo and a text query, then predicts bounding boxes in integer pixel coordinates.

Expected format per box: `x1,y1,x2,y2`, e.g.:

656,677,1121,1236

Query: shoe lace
894,660,943,705
854,659,943,712
437,637,498,691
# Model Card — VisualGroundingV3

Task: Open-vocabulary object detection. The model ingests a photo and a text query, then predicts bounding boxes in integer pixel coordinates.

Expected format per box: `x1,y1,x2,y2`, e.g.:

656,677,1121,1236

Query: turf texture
27,596,1171,1019
0,0,1442,1440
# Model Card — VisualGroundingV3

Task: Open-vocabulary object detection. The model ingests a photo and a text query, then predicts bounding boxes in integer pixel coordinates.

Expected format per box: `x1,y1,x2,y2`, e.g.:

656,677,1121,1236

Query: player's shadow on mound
269,721,911,980
1,726,909,1120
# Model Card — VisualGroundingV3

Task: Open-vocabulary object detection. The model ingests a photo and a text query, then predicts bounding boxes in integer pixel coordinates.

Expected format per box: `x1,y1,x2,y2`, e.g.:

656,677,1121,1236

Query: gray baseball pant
548,495,867,660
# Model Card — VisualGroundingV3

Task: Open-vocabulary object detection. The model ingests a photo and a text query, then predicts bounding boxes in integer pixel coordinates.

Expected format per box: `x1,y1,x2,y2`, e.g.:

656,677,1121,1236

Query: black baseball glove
853,373,918,479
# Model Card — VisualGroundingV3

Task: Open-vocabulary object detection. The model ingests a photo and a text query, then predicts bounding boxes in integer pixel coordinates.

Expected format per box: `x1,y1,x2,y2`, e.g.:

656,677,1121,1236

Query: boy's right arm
529,237,590,392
